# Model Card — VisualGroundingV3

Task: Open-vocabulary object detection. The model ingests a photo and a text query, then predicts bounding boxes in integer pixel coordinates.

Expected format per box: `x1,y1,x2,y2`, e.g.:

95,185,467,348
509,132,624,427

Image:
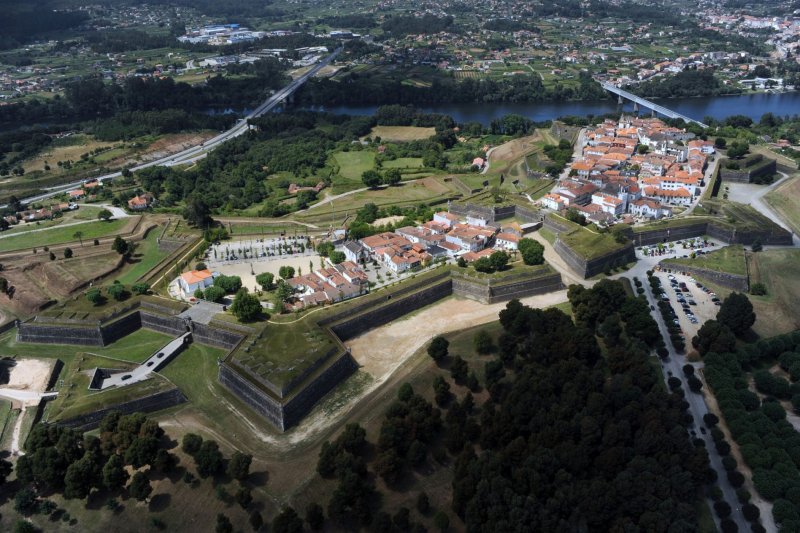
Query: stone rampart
628,222,709,246
553,238,635,279
57,388,188,431
140,311,187,336
100,311,141,345
219,362,285,429
719,155,776,184
661,260,750,291
282,352,359,429
17,322,104,346
192,322,245,350
451,271,563,304
329,279,453,341
543,215,573,234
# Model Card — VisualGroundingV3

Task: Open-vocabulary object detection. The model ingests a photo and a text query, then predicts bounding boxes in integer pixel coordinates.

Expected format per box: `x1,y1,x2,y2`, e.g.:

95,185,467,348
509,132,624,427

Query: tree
129,471,152,501
64,454,101,500
361,170,382,189
726,141,749,159
14,487,39,515
329,250,346,264
693,320,737,355
230,288,262,322
384,168,402,186
227,451,252,481
182,433,203,455
434,510,450,531
0,277,7,294
132,282,150,295
278,266,295,279
195,440,223,478
107,282,127,302
450,355,468,382
249,511,264,532
153,449,177,473
184,196,212,227
717,292,756,336
63,247,73,259
214,275,242,293
750,282,767,296
417,492,430,514
714,137,727,149
428,336,449,362
489,251,509,271
112,236,130,256
273,506,304,533
215,514,233,533
306,502,324,531
236,486,252,509
255,272,274,291
751,239,763,252
73,231,84,247
86,287,103,305
473,329,495,354
518,238,544,265
124,436,159,468
97,209,113,221
203,285,226,303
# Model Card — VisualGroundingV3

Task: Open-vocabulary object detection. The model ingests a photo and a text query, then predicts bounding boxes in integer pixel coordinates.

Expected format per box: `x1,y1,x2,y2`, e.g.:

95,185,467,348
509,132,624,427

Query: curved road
4,48,342,209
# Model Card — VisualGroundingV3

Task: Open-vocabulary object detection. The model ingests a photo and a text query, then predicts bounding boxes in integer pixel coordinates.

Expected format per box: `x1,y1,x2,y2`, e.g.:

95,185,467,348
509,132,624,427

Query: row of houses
342,211,534,274
3,202,78,227
287,261,369,310
543,116,714,223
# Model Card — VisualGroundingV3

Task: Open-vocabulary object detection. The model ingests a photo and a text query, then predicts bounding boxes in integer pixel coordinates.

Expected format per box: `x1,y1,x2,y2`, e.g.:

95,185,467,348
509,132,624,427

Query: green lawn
382,157,423,169
669,245,747,276
559,226,628,259
333,150,376,182
765,176,800,235
114,227,170,285
0,218,129,252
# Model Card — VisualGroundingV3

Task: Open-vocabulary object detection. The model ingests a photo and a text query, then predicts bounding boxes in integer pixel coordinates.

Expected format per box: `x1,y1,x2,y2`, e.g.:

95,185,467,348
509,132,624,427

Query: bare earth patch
4,358,54,393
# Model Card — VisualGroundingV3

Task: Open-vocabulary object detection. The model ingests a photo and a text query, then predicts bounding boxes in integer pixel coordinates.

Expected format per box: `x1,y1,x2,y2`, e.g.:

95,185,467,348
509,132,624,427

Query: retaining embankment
553,238,636,279
56,388,188,431
660,261,750,292
451,270,564,304
219,352,358,432
628,221,792,247
329,278,454,341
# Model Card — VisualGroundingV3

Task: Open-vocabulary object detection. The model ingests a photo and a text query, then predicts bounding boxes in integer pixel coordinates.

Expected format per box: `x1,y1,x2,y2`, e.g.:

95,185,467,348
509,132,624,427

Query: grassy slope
764,176,800,235
669,245,747,276
0,218,129,252
114,227,170,285
332,150,376,182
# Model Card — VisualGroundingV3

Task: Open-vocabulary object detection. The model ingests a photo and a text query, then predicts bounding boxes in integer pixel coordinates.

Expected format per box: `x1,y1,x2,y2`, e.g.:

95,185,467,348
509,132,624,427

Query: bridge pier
618,94,624,106
633,102,639,115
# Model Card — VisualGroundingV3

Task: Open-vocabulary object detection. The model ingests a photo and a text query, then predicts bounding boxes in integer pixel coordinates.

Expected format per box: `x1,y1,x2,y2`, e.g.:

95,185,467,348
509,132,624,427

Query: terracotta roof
181,269,214,285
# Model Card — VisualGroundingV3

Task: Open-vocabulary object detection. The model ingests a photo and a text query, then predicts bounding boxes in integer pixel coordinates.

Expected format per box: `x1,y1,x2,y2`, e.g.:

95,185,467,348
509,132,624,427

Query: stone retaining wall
330,279,454,341
451,271,563,304
57,388,188,431
553,238,635,279
17,322,104,346
660,261,750,292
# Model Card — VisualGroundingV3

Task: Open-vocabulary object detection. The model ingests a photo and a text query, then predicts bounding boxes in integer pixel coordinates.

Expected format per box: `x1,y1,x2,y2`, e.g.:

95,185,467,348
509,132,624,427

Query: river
302,91,800,125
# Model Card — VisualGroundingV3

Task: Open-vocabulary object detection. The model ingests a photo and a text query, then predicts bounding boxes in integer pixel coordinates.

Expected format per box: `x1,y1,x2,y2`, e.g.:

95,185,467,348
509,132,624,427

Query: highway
7,48,342,208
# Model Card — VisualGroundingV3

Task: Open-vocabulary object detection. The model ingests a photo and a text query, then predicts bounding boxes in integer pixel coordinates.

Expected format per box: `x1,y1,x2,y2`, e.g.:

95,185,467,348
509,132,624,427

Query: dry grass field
365,125,436,142
764,176,800,235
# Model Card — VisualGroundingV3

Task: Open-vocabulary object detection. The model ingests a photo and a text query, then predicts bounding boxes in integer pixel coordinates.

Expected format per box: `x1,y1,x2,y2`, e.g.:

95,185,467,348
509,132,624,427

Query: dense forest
380,15,456,37
297,70,608,106
631,69,742,99
308,281,714,531
0,0,88,50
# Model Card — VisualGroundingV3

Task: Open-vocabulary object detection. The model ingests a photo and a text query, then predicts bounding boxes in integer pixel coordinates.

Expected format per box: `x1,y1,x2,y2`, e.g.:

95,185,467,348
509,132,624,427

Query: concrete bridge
599,81,708,128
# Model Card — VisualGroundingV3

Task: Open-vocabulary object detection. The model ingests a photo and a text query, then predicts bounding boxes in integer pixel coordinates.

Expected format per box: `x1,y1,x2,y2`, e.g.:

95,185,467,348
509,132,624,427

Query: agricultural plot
366,126,435,142
332,150,376,182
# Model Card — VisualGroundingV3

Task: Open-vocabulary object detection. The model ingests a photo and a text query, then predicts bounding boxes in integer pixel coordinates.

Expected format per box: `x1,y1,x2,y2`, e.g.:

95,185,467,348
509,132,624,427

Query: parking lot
653,270,721,339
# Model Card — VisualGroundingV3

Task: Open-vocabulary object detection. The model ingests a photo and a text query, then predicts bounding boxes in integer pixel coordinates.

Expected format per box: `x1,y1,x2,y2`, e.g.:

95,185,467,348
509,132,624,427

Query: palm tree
73,230,84,247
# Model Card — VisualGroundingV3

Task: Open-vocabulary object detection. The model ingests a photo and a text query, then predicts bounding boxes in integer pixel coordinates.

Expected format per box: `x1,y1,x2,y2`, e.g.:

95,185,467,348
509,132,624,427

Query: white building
180,269,219,295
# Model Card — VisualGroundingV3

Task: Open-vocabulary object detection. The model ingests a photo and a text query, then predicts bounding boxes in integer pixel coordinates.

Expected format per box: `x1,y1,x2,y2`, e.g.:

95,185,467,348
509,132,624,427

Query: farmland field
366,125,435,142
332,150,376,182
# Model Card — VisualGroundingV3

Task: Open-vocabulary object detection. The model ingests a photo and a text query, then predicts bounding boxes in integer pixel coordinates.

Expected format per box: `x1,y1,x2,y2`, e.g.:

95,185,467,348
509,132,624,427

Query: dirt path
10,406,25,455
529,232,587,286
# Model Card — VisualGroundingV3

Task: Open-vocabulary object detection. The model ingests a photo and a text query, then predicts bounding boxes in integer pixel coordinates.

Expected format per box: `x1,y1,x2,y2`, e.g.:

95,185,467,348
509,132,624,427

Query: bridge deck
600,82,707,127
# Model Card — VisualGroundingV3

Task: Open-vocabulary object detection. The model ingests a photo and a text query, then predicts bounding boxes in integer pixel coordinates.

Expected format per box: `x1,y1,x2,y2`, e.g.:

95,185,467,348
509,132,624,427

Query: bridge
4,48,343,208
599,81,708,128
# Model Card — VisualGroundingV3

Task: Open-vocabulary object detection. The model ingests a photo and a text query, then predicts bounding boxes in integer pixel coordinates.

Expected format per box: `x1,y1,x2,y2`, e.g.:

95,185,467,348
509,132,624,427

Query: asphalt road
641,275,752,532
5,48,342,209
